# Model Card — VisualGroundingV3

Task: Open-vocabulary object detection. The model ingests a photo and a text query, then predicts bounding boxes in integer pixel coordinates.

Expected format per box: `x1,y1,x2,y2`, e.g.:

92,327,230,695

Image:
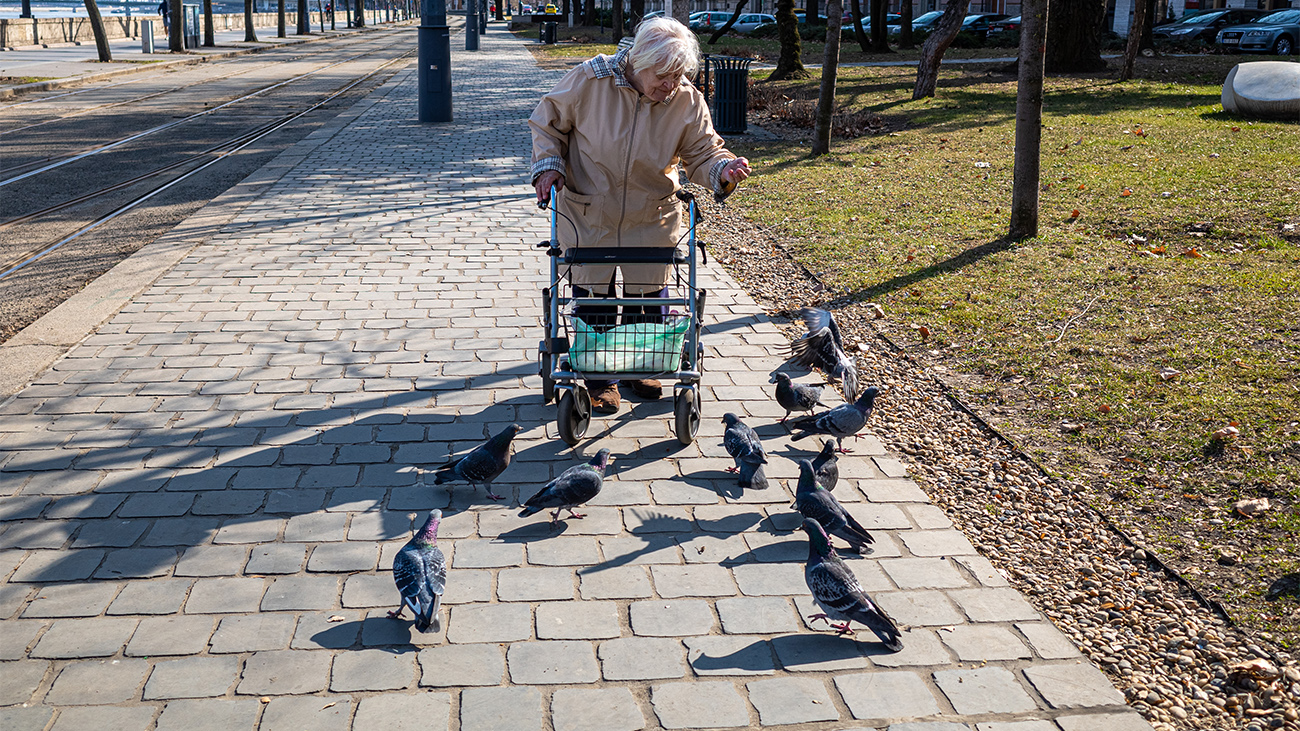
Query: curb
0,21,414,100
0,63,415,400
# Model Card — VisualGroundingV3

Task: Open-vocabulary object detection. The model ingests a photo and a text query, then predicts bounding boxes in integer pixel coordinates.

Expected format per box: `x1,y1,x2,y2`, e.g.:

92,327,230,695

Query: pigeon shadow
495,521,572,541
1267,573,1300,601
688,639,778,674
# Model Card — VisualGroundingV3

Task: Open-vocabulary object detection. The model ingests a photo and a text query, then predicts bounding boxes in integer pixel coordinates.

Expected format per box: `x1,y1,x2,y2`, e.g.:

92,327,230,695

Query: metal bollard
141,18,155,53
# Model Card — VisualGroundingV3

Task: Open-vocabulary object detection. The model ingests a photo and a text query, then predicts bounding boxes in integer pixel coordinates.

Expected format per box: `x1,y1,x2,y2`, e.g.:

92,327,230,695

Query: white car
730,12,775,34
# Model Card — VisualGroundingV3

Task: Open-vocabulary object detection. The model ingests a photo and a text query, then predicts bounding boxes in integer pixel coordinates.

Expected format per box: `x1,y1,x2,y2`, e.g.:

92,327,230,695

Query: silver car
730,13,776,34
1215,8,1300,55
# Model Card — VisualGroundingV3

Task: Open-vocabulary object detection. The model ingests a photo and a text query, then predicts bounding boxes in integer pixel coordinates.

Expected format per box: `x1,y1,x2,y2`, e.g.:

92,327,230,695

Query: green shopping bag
569,316,691,373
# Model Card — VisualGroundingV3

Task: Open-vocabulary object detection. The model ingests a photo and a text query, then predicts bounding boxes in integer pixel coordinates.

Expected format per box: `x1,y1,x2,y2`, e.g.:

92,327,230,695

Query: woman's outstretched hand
535,171,565,205
722,157,751,185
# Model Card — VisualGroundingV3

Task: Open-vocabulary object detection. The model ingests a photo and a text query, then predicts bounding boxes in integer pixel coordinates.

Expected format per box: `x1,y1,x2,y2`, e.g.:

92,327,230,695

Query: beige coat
530,54,735,293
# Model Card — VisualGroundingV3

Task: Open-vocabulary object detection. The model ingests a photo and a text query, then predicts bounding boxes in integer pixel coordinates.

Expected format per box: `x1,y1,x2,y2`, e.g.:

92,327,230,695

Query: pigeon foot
487,492,505,501
386,607,405,620
725,466,740,474
806,613,830,624
833,622,854,635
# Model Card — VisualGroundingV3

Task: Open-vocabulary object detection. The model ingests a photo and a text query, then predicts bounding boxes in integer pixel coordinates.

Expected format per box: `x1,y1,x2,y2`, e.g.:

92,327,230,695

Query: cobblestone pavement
0,25,1153,731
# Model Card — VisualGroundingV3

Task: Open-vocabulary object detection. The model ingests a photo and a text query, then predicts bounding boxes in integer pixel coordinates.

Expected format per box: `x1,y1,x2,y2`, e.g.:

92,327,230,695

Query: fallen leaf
866,303,886,319
1234,498,1270,517
1231,658,1280,680
1230,126,1240,132
1099,404,1112,414
906,254,915,262
1061,422,1084,434
327,615,346,623
1070,209,1080,219
917,326,930,341
1077,183,1086,190
322,702,337,710
1158,367,1181,381
1182,248,1202,258
261,697,271,704
1231,358,1251,369
1211,426,1240,442
1120,189,1133,197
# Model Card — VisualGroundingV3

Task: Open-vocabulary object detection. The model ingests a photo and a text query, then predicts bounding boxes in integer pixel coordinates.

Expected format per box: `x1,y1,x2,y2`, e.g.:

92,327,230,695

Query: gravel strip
695,180,1300,731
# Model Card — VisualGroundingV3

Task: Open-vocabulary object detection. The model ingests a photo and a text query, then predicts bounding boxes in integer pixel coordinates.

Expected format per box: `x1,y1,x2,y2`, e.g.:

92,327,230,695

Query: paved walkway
0,24,1151,731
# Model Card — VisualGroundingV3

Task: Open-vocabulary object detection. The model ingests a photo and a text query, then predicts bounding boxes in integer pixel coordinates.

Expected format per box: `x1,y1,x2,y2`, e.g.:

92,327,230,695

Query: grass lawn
728,55,1300,645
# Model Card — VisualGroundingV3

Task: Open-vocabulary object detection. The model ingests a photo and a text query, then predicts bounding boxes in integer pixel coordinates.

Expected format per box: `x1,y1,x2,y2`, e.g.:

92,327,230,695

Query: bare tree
898,0,914,48
202,0,214,45
1119,0,1149,81
1046,0,1106,72
298,0,310,33
670,0,689,28
769,0,808,79
849,0,868,52
1009,0,1047,239
245,0,258,40
812,0,843,156
629,0,643,26
806,0,818,29
278,0,287,36
911,0,969,99
612,0,622,41
169,0,182,50
83,0,113,60
869,0,888,51
355,0,365,26
584,0,594,25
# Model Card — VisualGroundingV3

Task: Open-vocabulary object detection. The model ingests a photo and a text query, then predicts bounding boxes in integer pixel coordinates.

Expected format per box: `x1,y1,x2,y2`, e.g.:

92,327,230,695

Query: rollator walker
537,186,707,446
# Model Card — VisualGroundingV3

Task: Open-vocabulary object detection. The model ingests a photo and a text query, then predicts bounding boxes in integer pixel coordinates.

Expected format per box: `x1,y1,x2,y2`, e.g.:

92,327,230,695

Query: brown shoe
626,379,663,400
589,384,621,413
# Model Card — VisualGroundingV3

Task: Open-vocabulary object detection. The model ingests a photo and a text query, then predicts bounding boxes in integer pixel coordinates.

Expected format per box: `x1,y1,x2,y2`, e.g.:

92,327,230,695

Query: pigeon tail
848,604,903,652
518,505,543,518
411,595,442,633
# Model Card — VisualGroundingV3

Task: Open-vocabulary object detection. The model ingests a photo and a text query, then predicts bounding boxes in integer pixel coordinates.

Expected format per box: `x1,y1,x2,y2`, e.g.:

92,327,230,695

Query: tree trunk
355,0,365,26
670,0,689,29
849,0,868,52
708,0,747,44
1119,0,1148,81
1009,0,1046,240
870,0,888,51
911,0,968,98
298,0,310,32
169,0,183,50
584,0,594,25
278,0,286,36
630,0,643,26
203,0,214,45
1045,0,1106,72
1140,0,1156,51
806,0,818,28
83,0,113,60
812,0,843,156
899,0,913,47
612,0,622,40
770,0,808,79
245,0,258,39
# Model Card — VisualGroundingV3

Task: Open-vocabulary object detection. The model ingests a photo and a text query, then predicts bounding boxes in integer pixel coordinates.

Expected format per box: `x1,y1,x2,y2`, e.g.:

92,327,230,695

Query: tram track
0,33,410,184
0,30,420,341
0,30,402,137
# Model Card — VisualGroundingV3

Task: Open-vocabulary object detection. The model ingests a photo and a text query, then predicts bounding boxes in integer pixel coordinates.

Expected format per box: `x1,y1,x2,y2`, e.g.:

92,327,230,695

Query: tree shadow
1267,573,1300,601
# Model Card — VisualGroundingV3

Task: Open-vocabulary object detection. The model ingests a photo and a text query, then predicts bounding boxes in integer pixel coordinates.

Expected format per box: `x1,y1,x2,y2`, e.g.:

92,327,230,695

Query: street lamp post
466,0,479,47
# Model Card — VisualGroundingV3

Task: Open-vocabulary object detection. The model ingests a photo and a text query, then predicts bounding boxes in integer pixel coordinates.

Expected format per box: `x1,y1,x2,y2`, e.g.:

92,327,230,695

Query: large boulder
1221,61,1300,120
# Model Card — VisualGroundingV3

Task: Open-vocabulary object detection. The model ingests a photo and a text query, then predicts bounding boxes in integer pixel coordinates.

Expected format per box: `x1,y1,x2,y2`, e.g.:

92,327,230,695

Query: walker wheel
674,388,700,445
558,388,591,446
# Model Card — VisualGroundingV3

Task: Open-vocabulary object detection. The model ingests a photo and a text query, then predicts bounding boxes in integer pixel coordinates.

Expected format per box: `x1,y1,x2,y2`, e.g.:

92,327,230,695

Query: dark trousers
574,276,667,387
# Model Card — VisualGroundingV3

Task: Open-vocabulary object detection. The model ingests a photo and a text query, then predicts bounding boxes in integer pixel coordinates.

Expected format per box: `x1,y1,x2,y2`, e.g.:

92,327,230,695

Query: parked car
1215,8,1300,54
847,11,901,29
961,12,1009,34
730,12,776,34
1152,8,1264,44
986,14,1020,34
888,9,943,36
690,10,734,30
543,3,557,13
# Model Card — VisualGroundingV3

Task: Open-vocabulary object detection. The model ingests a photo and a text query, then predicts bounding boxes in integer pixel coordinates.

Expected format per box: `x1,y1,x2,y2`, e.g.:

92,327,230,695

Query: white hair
629,17,700,79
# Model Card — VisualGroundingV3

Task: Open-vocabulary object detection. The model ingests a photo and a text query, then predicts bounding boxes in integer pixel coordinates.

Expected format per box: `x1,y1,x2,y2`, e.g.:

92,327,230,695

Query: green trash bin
709,55,751,134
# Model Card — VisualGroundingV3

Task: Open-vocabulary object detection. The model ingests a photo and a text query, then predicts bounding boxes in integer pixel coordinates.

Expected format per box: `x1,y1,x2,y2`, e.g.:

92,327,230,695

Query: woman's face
629,66,681,103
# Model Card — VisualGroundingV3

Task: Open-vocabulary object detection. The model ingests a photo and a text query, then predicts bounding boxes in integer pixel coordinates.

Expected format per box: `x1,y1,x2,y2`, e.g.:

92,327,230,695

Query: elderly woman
530,17,751,414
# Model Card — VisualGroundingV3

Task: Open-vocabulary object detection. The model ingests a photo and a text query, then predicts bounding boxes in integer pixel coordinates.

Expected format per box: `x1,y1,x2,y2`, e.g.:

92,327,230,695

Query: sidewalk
0,20,408,98
0,24,1151,731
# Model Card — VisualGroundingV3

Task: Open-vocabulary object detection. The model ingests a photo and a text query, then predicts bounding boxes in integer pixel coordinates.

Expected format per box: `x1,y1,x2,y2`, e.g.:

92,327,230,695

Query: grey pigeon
770,372,829,423
434,423,522,501
722,413,768,490
389,510,447,633
811,439,839,492
781,307,859,401
793,459,873,552
791,386,879,453
519,449,611,524
801,517,902,651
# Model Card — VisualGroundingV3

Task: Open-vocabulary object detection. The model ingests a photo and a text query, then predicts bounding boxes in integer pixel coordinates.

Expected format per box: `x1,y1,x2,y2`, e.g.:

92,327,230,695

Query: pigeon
811,439,839,492
722,413,768,490
519,449,612,524
781,307,859,401
388,510,447,633
790,386,879,453
434,423,522,500
770,372,829,423
793,459,873,552
801,517,902,651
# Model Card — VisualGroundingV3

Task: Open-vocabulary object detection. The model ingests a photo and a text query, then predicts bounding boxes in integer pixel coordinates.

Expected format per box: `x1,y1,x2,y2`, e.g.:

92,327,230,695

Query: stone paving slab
0,20,1149,731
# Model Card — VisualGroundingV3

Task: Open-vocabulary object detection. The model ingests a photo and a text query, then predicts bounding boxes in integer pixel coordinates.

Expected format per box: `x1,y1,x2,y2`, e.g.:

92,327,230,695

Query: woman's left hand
722,157,751,184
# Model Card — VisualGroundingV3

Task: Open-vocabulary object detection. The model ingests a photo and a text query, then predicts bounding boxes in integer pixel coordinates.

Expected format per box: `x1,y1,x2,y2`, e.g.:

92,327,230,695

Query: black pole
21,0,32,18
419,0,453,121
466,0,479,47
479,0,486,32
